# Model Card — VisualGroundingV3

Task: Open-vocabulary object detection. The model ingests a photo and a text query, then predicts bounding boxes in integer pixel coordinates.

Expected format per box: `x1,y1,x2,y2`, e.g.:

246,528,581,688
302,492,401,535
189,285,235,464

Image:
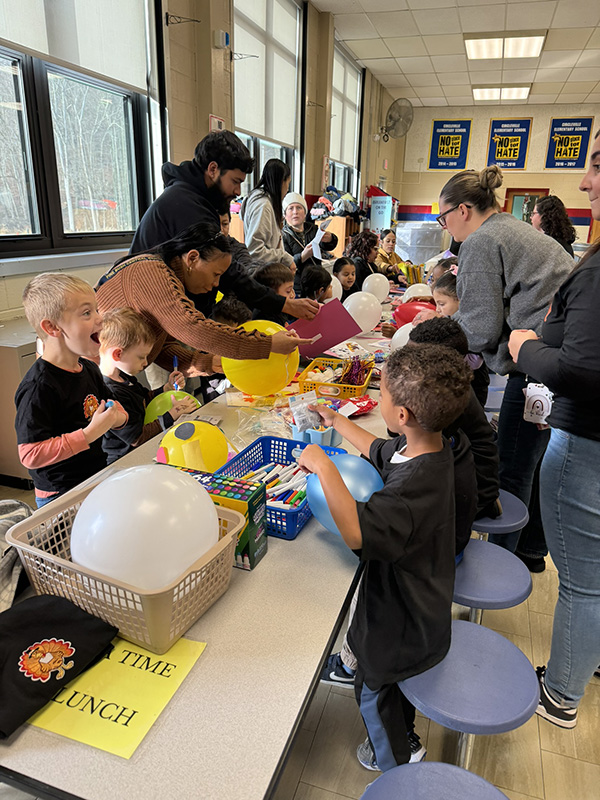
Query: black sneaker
407,730,426,763
535,666,578,729
320,653,355,686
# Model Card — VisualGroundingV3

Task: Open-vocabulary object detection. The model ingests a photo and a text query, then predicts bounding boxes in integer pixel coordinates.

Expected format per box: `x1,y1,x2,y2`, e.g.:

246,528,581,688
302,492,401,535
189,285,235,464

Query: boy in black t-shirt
15,274,128,507
298,345,472,772
99,308,198,464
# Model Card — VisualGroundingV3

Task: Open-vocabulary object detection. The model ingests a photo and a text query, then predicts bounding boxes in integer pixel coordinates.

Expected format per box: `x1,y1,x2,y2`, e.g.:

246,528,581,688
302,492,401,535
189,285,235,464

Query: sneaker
595,667,600,679
407,730,427,763
356,738,380,771
320,653,355,686
535,666,578,729
516,552,546,573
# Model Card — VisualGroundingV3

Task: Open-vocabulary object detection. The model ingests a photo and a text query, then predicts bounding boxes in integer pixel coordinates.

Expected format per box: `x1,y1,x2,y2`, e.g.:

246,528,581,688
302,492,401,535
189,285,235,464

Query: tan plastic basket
6,485,244,654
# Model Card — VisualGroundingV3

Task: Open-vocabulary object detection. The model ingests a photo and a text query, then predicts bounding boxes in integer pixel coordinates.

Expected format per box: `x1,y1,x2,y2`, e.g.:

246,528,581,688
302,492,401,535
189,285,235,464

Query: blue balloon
307,453,384,536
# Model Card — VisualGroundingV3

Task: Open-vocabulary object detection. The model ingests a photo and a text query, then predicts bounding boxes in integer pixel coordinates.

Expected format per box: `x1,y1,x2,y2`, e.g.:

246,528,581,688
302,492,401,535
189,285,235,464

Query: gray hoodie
241,190,294,271
455,213,573,376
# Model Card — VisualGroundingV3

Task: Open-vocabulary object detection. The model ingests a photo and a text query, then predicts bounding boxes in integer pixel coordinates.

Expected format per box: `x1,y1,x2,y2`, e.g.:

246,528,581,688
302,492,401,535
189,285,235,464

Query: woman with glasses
96,222,308,378
436,166,572,570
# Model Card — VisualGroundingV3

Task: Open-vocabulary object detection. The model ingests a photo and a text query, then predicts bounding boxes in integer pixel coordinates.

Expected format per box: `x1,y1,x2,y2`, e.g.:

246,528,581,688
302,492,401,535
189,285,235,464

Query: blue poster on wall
545,117,594,169
487,119,532,170
428,120,472,170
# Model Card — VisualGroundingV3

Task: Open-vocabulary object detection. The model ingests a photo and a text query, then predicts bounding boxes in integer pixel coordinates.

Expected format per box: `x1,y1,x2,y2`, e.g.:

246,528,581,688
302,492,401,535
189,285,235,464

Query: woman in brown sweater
96,223,308,376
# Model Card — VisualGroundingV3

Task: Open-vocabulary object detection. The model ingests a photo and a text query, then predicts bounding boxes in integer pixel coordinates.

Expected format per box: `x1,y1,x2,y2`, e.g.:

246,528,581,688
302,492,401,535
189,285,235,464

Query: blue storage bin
216,436,346,539
290,424,343,448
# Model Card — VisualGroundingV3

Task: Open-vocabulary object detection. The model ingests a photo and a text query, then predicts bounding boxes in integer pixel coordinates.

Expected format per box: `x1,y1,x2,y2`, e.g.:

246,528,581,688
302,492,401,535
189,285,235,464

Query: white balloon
362,273,390,303
390,322,414,351
328,275,343,302
343,291,382,333
71,464,220,590
402,283,432,302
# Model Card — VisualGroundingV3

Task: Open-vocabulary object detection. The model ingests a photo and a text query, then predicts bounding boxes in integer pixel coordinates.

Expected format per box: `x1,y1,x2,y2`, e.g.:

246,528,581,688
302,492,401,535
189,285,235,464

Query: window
235,131,294,198
329,47,362,193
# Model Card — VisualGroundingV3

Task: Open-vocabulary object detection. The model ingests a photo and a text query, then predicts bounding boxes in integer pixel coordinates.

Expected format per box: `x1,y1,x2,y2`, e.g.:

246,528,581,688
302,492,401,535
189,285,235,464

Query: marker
173,356,179,391
105,400,114,408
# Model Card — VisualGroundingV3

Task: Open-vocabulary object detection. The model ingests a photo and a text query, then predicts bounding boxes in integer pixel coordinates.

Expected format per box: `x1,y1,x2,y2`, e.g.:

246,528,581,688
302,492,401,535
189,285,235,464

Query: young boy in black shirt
15,274,128,507
298,344,472,772
99,308,198,463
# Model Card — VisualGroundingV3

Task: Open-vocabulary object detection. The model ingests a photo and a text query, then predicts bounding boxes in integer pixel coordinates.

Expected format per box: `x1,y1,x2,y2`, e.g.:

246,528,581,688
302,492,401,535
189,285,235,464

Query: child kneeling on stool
298,345,472,772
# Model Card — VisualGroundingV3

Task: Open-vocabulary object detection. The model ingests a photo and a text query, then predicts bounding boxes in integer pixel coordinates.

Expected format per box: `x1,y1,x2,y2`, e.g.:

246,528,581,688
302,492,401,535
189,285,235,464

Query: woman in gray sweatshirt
436,166,573,568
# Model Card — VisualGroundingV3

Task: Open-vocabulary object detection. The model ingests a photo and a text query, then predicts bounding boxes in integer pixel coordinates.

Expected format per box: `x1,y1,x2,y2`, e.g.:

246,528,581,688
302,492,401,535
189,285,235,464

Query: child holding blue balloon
298,345,472,773
98,308,198,463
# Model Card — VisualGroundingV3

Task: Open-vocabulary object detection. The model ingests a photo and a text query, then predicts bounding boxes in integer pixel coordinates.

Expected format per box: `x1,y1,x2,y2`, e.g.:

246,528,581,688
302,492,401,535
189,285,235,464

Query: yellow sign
552,133,582,160
437,135,461,158
493,135,520,161
29,637,206,759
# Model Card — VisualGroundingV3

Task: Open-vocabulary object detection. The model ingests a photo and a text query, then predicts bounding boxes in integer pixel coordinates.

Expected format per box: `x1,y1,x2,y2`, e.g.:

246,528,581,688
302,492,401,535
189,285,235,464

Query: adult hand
412,308,440,326
321,231,332,243
270,329,314,354
508,329,538,362
212,355,223,373
300,243,313,262
283,297,320,320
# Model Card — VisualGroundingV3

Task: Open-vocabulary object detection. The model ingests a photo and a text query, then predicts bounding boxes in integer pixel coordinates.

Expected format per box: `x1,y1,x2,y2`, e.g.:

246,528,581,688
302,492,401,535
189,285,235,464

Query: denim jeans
35,494,58,509
489,373,550,553
540,428,600,707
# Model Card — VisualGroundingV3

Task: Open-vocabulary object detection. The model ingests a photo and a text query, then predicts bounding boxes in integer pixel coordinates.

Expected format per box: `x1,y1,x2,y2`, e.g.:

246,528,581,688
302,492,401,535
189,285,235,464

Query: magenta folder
289,299,362,359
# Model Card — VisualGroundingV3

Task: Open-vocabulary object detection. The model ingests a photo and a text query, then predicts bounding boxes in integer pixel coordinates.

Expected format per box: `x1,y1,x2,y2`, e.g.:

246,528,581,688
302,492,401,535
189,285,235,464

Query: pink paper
289,299,362,359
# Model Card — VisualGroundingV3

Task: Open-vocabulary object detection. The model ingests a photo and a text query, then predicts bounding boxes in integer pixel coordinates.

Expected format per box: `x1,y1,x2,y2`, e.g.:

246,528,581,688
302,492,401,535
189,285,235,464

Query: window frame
329,46,362,192
0,45,152,259
235,131,295,197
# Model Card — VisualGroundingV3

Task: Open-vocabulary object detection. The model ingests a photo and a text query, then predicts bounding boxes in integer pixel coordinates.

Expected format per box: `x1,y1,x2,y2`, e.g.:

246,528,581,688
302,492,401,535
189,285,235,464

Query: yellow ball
221,320,300,396
156,421,228,473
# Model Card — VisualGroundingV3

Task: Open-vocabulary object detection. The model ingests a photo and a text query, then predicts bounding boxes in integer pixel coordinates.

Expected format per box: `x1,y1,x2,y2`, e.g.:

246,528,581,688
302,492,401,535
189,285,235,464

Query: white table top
1,391,386,800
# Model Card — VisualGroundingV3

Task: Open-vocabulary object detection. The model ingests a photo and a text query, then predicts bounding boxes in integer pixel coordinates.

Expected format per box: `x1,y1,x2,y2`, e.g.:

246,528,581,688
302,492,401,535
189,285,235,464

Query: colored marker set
240,462,307,511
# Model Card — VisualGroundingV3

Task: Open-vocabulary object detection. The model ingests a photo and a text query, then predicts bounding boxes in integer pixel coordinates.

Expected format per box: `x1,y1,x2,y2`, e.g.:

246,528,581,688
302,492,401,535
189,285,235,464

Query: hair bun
479,165,503,191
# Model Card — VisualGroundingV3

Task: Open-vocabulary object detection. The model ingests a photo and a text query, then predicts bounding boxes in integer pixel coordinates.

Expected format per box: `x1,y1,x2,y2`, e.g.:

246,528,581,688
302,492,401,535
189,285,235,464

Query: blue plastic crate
216,436,346,540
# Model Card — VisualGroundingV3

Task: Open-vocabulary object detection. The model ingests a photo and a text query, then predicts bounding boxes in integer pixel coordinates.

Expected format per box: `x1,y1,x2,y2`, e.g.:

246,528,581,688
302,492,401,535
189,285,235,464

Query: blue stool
454,538,532,624
472,489,529,539
399,620,539,770
361,762,509,799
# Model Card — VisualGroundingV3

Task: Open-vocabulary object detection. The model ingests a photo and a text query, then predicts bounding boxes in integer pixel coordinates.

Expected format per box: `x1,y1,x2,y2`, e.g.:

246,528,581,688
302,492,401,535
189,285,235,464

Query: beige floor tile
541,750,600,800
303,683,331,732
497,630,534,663
482,600,531,638
424,720,460,764
469,716,544,798
294,783,355,800
529,611,553,669
0,484,35,507
527,570,559,616
301,691,372,799
274,728,316,800
540,681,600,766
500,791,542,800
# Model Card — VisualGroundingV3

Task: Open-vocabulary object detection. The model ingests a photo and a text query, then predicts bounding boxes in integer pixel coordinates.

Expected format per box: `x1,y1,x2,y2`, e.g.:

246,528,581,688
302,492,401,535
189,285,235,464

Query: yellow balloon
156,421,229,473
221,320,300,396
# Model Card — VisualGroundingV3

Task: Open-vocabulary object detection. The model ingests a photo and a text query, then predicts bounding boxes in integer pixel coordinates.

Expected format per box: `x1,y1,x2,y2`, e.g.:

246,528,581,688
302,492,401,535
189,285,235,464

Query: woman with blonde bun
436,165,573,568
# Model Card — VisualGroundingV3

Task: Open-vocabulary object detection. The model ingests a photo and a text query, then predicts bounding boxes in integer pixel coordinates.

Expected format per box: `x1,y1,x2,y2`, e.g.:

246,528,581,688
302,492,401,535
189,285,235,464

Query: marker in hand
105,400,114,408
173,356,179,391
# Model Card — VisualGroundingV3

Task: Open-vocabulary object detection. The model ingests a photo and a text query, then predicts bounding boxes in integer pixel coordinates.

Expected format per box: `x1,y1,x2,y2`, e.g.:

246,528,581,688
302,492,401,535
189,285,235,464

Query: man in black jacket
131,131,319,320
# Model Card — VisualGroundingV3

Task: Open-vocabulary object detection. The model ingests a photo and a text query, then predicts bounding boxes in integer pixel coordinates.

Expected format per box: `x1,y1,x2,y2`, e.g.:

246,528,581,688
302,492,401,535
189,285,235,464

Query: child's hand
308,403,337,428
84,400,123,444
298,444,330,474
381,321,397,339
165,370,185,392
169,394,198,421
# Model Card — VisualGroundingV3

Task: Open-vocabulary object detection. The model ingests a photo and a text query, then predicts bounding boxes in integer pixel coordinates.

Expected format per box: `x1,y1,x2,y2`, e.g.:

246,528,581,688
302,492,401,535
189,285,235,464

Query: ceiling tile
405,72,440,85
570,67,600,80
412,8,461,35
312,0,363,11
333,13,379,40
469,69,502,82
422,97,449,105
544,28,592,49
527,94,559,103
411,98,424,106
584,93,600,102
384,37,428,57
466,58,503,71
474,99,502,105
346,38,393,58
563,80,598,92
440,71,471,85
457,0,503,4
413,85,445,97
431,54,468,71
459,5,506,33
369,11,420,37
446,96,474,105
539,50,582,69
557,93,589,102
380,74,412,87
502,57,540,70
358,0,409,10
508,1,557,29
407,0,455,7
589,30,600,48
360,58,401,74
577,49,600,67
392,87,416,97
551,0,600,28
443,84,473,96
422,34,466,55
535,67,572,81
501,98,529,104
530,81,565,93
395,55,434,72
502,68,537,81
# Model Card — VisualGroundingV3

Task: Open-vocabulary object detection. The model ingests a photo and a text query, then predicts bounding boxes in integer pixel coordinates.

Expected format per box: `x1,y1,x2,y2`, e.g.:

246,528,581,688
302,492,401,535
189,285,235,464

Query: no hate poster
428,120,472,170
29,636,205,758
545,117,594,169
487,118,532,170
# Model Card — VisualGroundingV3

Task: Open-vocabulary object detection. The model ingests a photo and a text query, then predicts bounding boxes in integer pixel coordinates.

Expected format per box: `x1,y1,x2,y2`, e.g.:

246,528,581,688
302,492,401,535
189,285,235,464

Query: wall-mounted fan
379,97,414,142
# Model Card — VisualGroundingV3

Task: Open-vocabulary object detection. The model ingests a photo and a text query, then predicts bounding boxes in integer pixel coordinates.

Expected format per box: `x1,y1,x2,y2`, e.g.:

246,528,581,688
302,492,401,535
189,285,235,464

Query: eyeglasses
436,204,471,228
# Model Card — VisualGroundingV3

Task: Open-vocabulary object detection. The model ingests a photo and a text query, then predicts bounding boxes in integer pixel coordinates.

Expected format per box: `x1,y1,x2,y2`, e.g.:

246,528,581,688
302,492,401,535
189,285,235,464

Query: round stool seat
472,489,529,536
361,762,509,799
399,620,539,734
454,539,532,609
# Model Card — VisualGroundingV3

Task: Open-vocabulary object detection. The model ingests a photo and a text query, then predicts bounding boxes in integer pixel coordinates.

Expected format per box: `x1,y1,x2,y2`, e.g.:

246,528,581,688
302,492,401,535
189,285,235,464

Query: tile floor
1,481,599,800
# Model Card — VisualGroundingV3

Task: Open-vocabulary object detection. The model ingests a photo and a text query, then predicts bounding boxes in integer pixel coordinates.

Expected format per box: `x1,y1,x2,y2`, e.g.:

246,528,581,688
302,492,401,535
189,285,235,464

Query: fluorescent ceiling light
465,38,503,60
501,86,530,100
504,36,545,59
473,87,501,100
